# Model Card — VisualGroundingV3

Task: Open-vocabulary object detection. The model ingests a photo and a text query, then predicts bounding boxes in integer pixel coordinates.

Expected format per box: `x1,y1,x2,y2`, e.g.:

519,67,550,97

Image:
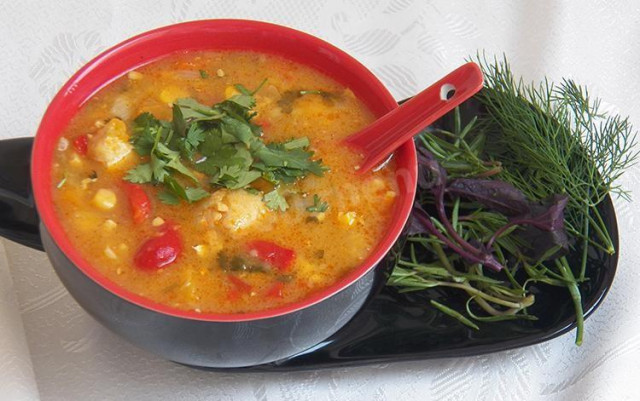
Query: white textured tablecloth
1,1,640,400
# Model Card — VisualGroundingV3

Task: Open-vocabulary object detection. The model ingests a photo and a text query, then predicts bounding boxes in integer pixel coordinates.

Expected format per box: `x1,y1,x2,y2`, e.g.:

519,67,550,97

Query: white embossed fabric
1,1,640,400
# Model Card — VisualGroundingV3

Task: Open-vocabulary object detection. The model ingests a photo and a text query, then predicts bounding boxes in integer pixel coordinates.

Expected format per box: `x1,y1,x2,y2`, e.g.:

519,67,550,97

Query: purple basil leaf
406,205,432,235
407,204,504,271
417,148,446,190
446,178,531,216
517,225,570,261
511,195,570,260
523,194,568,231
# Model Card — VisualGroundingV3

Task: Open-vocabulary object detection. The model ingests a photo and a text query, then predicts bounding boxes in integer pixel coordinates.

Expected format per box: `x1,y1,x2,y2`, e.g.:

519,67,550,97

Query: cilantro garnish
306,194,328,213
199,69,209,79
263,189,288,211
124,80,327,209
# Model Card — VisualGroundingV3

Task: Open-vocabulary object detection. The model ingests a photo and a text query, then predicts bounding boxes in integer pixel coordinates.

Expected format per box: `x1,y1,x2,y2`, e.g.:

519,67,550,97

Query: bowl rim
31,19,418,322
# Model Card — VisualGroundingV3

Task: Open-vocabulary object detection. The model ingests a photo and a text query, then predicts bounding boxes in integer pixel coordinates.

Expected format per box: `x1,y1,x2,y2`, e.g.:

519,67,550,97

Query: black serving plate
226,98,619,371
0,99,618,372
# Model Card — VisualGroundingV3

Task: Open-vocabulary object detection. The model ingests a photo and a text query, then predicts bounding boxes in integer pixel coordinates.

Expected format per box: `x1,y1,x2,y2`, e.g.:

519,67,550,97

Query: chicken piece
110,95,133,120
201,189,266,231
88,118,133,169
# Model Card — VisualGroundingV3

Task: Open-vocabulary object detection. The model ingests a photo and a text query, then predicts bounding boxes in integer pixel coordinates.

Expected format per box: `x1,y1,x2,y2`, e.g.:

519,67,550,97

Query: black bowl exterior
41,225,376,368
0,137,42,250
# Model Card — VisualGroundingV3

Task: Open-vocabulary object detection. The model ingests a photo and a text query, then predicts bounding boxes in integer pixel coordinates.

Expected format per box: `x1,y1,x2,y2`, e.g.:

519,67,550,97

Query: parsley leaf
125,111,210,204
283,137,310,150
221,115,256,146
131,113,163,155
184,187,210,202
175,98,223,122
199,69,209,79
124,163,153,183
159,191,180,205
306,194,329,213
180,124,206,160
263,188,289,212
254,143,325,176
172,104,187,138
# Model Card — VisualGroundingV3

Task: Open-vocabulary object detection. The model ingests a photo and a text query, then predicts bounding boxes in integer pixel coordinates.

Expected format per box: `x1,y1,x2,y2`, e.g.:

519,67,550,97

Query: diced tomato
123,183,151,224
265,281,284,298
228,275,252,293
227,289,240,302
256,119,271,129
72,135,89,155
246,240,296,272
133,228,182,270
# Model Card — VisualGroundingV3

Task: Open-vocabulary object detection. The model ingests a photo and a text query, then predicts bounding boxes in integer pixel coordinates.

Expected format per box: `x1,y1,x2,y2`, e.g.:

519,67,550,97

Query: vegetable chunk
89,118,132,169
202,189,266,231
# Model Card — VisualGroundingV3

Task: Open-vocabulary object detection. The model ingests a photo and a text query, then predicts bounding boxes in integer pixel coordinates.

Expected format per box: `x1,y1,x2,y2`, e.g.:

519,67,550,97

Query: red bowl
28,19,417,367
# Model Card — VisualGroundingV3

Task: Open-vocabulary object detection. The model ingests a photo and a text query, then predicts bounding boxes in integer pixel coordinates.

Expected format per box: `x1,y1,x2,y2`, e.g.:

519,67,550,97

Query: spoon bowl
345,62,484,173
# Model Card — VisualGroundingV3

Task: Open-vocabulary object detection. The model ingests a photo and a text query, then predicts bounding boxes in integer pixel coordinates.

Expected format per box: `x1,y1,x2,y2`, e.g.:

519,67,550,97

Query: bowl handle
0,137,43,251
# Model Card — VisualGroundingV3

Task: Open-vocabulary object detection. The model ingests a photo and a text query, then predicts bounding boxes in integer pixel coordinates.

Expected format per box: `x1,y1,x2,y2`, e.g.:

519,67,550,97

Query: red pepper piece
123,183,152,224
228,275,252,293
133,228,182,270
227,289,241,302
72,135,89,155
246,240,295,272
265,281,284,298
256,119,271,129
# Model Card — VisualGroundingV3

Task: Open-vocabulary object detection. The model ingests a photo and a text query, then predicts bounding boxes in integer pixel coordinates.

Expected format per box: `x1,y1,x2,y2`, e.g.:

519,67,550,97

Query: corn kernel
385,190,396,199
69,153,83,168
159,86,188,105
92,189,117,210
192,244,206,256
315,212,326,222
338,211,357,226
128,71,143,80
104,246,117,259
216,202,229,212
152,217,165,227
103,219,117,230
216,68,225,77
371,178,386,191
224,85,240,99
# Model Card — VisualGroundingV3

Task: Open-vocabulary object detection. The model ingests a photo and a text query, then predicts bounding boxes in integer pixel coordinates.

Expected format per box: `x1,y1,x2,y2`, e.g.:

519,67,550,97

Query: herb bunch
388,55,637,345
125,82,326,209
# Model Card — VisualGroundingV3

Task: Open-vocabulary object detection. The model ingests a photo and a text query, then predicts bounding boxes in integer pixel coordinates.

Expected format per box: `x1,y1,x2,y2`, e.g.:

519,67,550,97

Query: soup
51,51,397,314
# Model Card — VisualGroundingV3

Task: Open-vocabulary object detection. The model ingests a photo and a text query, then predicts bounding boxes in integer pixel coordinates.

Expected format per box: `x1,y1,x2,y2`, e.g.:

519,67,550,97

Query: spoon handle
345,62,484,173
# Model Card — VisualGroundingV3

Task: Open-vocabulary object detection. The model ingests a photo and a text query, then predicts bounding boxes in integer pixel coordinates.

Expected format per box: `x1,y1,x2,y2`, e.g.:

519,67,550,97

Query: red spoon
345,62,484,173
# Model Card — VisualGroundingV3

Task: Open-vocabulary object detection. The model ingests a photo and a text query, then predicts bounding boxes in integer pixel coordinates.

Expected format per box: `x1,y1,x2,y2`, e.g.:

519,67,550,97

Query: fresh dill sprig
473,53,637,271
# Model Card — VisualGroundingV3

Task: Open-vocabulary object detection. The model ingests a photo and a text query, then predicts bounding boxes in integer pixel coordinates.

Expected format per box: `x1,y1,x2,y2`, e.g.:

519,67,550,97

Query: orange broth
51,51,397,314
